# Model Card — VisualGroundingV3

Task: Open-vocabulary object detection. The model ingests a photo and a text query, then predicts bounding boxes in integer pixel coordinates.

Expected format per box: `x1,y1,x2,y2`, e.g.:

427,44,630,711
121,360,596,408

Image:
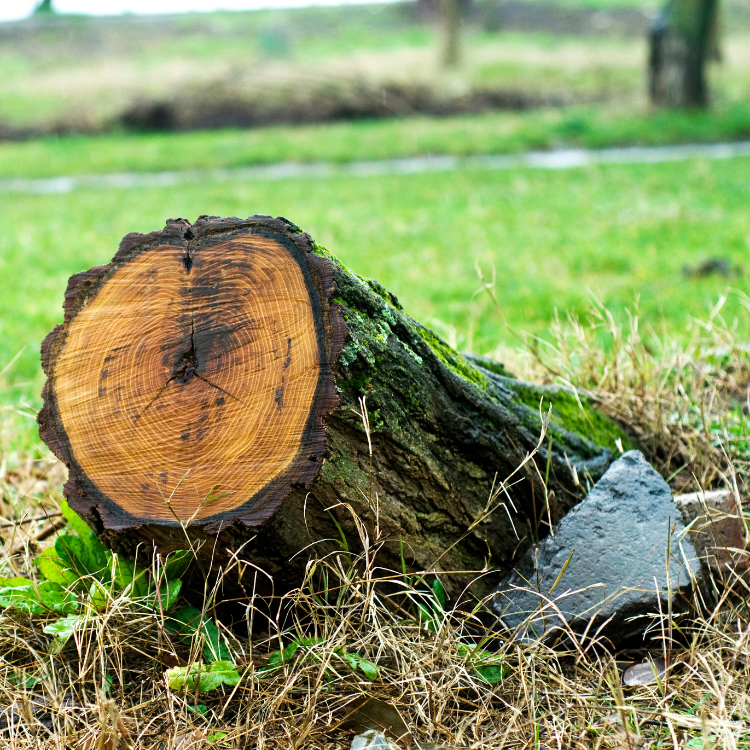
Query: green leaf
54,531,109,578
163,550,192,581
339,650,378,679
416,601,438,633
83,533,110,571
44,613,84,654
475,664,505,683
0,581,76,614
145,580,182,612
167,605,231,661
187,703,208,716
112,556,149,597
166,661,240,692
44,613,82,638
168,606,203,639
202,620,231,662
456,643,506,684
358,658,380,680
55,535,88,571
36,546,78,587
432,577,446,611
257,638,325,674
9,672,39,689
267,640,299,667
208,732,229,742
60,499,92,539
86,579,109,612
55,534,101,578
0,575,32,588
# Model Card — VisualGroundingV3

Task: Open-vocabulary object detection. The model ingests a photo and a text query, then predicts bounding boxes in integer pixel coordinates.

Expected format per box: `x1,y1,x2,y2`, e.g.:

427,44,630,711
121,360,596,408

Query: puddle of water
2,141,750,195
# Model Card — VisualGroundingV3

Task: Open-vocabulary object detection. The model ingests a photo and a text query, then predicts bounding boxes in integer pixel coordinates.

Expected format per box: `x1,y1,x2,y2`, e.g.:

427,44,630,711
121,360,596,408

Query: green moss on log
510,383,633,455
279,226,639,596
415,327,489,392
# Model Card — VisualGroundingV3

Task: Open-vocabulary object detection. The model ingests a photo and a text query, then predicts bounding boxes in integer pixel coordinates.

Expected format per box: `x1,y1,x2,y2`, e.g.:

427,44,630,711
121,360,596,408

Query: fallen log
38,215,632,596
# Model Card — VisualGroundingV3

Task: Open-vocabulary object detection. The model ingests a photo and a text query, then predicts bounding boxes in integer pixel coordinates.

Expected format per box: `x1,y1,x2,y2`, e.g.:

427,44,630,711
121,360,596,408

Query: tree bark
649,0,719,108
39,215,631,597
441,0,463,67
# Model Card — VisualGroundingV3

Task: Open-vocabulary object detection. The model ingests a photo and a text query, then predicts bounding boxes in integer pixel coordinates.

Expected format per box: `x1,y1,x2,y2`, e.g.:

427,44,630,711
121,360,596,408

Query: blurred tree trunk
34,0,54,13
442,0,462,67
649,0,719,108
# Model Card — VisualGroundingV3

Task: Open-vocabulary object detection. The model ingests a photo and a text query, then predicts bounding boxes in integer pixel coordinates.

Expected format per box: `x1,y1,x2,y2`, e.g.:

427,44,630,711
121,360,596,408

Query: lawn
1,2,748,139
3,101,750,180
2,151,750,453
2,136,750,750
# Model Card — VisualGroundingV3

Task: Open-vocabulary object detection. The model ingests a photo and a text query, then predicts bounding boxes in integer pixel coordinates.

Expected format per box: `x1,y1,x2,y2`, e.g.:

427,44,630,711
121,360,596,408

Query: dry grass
512,293,750,495
1,302,750,748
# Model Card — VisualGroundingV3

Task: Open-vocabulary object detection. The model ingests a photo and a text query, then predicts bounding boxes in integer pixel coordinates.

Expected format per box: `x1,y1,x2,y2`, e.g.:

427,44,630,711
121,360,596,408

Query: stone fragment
673,490,748,582
492,451,702,644
622,657,667,686
341,697,409,740
350,730,399,750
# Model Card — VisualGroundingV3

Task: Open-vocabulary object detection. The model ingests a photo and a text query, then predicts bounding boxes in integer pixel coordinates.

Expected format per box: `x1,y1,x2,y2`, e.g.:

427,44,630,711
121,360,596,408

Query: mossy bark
266,243,631,598
40,215,632,600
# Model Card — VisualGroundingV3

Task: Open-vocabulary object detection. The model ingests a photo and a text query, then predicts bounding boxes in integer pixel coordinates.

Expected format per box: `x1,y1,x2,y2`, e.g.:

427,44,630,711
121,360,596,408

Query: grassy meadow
2,142,750,455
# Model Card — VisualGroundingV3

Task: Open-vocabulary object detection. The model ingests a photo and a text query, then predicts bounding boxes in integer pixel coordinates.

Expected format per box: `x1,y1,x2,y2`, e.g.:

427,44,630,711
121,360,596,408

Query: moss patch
464,353,515,379
415,327,489,392
513,384,633,454
366,278,403,311
309,240,352,275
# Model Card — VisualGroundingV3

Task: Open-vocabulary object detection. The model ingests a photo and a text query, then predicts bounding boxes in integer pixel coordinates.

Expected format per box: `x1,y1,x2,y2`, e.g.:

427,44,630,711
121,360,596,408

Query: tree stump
39,215,632,596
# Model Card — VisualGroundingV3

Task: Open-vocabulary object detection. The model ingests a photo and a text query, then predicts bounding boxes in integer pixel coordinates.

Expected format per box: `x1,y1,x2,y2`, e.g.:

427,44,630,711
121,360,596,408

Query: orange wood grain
53,236,321,523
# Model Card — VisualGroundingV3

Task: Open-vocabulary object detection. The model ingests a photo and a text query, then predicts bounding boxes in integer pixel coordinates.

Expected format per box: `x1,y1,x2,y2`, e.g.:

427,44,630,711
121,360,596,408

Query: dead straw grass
513,293,750,496
0,299,749,749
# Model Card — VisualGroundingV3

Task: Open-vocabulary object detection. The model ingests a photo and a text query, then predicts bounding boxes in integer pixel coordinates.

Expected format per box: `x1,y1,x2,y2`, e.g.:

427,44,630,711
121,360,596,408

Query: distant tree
442,0,463,67
649,0,720,108
34,0,55,13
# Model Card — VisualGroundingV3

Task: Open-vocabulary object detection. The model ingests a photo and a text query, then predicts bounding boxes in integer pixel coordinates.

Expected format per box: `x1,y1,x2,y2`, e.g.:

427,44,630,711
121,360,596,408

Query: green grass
2,102,750,180
3,155,750,452
2,1,748,139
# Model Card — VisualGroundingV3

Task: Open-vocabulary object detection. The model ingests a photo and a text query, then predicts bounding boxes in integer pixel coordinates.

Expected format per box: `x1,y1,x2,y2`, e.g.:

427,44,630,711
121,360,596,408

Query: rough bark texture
649,0,718,108
39,215,632,598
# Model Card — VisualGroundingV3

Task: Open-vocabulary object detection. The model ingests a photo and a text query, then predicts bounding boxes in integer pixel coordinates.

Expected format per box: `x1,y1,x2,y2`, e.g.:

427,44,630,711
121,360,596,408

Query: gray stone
350,730,399,750
492,450,702,644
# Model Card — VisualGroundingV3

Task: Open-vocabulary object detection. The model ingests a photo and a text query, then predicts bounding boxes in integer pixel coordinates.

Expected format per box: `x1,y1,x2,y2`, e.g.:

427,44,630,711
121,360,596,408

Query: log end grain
39,215,345,545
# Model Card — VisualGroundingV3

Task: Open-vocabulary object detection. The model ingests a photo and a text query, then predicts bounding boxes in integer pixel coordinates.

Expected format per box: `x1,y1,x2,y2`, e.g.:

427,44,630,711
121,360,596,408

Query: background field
3,151,750,449
2,1,750,457
1,1,749,136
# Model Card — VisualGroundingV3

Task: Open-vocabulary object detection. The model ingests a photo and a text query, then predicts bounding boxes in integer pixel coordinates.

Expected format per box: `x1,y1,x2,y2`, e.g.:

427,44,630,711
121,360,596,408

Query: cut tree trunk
39,215,632,597
649,0,719,108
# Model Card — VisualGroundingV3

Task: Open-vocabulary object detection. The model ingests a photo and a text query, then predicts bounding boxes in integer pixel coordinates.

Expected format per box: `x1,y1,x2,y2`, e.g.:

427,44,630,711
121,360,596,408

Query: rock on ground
674,489,748,583
491,450,702,645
